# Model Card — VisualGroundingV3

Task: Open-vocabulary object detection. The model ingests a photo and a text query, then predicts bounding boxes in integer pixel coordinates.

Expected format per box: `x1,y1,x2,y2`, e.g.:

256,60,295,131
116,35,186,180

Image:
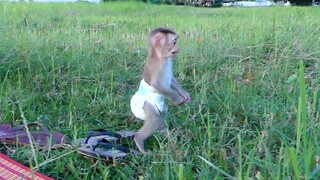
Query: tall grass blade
178,164,184,180
289,147,300,179
298,60,308,148
296,97,302,150
198,156,234,179
238,134,242,180
312,90,317,117
276,143,284,180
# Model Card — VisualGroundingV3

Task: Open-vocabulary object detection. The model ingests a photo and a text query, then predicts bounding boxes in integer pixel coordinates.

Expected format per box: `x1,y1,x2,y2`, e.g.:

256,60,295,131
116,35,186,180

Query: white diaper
130,80,165,120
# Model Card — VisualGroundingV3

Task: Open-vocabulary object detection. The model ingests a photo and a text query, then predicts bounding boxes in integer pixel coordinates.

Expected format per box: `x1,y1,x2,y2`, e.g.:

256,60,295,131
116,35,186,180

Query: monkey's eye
173,41,177,45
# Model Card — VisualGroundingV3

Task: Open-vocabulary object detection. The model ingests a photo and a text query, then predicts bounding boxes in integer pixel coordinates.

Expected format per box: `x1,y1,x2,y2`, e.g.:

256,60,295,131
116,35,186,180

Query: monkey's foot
134,136,147,154
158,128,170,137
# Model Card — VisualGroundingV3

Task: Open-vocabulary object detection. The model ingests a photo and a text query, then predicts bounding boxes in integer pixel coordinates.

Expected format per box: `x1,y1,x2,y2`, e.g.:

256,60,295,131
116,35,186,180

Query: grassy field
0,2,320,179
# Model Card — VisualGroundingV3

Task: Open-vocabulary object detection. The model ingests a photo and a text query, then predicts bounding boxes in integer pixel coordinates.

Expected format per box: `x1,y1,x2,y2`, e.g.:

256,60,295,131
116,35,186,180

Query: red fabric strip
0,153,53,180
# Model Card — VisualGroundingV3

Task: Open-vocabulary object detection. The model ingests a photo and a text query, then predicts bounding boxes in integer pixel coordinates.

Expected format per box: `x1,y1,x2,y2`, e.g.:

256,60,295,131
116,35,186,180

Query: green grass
0,2,320,179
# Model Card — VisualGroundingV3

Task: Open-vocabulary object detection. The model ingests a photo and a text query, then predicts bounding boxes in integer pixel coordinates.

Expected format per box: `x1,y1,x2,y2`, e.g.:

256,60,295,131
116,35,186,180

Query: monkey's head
147,27,179,58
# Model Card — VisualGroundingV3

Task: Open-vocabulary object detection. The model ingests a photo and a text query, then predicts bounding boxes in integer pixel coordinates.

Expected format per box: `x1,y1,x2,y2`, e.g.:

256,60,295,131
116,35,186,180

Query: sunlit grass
0,2,320,179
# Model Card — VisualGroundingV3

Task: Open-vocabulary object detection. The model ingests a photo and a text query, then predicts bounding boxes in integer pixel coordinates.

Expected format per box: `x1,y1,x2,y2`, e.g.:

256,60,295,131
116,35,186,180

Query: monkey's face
164,34,179,58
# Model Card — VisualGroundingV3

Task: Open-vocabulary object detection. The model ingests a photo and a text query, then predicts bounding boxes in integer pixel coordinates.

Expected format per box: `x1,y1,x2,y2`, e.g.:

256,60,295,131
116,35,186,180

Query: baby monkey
130,27,191,153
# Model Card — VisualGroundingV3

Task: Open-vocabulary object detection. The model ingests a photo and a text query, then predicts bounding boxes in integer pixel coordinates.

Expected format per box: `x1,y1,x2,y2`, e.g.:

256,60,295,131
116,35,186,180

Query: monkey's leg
134,101,161,153
158,104,169,137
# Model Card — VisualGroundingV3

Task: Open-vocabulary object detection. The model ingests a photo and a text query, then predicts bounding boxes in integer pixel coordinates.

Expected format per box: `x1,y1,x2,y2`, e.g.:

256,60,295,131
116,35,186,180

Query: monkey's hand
172,95,185,106
171,78,190,104
179,90,191,103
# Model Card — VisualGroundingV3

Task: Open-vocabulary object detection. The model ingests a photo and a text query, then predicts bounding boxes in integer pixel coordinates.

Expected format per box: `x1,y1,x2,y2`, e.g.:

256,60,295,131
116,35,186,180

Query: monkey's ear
154,35,163,49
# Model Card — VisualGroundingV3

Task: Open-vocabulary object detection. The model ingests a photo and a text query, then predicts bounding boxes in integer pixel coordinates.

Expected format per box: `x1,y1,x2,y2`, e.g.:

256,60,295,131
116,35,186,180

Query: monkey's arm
151,80,185,105
171,77,191,103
